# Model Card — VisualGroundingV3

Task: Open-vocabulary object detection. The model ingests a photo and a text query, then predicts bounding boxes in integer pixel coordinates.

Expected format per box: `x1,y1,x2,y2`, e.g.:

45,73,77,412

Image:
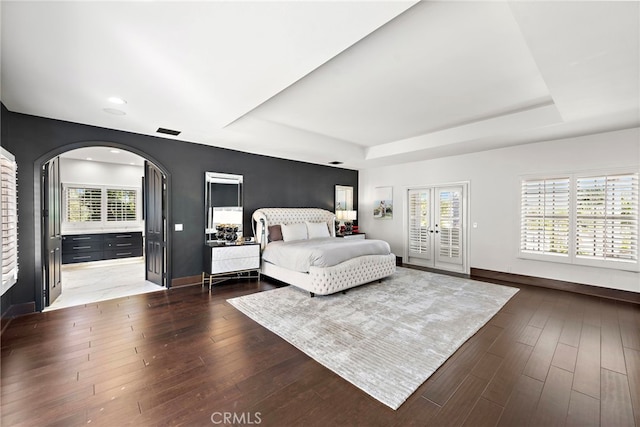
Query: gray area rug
227,267,519,409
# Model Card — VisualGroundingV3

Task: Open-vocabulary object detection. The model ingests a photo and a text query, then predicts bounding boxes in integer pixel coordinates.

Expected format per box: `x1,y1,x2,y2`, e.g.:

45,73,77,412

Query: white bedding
262,237,392,273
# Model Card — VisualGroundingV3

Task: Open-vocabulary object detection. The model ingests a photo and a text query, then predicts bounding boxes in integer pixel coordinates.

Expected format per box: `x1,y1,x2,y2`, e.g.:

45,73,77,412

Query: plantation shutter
438,189,461,260
107,189,137,221
576,173,638,263
408,188,430,260
65,187,102,222
521,177,570,256
1,147,18,293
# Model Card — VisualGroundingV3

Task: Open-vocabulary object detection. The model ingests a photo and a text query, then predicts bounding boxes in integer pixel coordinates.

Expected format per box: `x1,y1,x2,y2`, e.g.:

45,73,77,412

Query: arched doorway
34,142,172,311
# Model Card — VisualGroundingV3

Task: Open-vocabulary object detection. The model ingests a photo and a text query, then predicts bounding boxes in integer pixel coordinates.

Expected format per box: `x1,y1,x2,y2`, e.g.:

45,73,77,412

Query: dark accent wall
1,106,358,314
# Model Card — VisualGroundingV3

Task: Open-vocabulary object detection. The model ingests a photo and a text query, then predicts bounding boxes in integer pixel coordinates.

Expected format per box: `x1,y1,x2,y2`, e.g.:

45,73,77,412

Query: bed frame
252,208,396,296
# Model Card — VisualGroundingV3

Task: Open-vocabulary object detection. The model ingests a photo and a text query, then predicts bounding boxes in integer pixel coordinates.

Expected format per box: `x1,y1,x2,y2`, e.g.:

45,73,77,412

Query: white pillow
306,221,330,239
281,223,308,242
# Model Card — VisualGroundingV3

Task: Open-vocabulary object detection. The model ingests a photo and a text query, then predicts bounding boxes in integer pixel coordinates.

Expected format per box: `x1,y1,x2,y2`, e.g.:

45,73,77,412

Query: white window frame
519,169,639,272
62,183,142,232
1,147,18,296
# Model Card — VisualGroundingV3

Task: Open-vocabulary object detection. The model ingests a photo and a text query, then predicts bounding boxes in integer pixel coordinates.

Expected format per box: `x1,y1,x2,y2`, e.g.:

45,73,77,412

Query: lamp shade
345,210,357,221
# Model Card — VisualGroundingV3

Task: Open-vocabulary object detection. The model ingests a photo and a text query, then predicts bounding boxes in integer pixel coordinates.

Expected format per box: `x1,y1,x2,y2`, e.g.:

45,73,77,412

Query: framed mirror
335,185,353,212
205,172,243,243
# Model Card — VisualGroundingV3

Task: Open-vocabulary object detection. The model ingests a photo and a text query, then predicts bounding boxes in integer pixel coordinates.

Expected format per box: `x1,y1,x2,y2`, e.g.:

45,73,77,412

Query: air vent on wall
157,127,181,136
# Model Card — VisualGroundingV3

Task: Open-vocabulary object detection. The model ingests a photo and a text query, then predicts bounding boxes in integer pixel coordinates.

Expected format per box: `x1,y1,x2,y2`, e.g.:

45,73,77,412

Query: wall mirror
205,172,243,243
335,185,353,212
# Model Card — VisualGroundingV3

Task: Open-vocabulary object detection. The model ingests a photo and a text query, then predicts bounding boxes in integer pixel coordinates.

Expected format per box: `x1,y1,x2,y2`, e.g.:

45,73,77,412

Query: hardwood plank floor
1,276,639,426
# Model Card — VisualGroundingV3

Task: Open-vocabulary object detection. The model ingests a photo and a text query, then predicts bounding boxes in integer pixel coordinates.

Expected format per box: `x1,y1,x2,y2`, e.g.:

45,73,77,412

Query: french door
144,161,167,286
406,183,468,273
43,157,62,305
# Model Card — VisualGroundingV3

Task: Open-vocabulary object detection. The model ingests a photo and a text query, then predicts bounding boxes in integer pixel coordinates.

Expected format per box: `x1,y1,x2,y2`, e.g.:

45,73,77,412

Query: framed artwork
373,186,393,219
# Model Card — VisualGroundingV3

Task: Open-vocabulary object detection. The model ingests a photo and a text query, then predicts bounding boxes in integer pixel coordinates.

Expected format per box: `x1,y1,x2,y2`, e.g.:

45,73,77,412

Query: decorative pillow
281,223,308,242
306,221,330,239
268,224,283,242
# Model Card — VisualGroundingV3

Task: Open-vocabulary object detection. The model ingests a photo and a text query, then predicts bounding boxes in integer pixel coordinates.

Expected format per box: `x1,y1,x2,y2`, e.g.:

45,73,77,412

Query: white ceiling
1,1,638,170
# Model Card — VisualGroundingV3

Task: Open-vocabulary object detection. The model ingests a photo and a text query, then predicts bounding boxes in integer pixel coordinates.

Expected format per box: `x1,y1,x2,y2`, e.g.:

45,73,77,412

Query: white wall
60,157,143,186
60,158,144,233
359,127,640,293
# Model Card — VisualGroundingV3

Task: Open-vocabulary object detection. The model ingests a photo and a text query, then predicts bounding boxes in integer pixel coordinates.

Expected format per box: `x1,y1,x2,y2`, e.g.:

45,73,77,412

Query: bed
252,208,396,296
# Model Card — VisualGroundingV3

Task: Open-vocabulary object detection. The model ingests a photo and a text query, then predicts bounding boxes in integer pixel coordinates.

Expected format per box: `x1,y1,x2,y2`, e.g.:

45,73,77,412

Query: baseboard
171,275,202,288
470,268,639,304
403,263,469,279
1,302,36,335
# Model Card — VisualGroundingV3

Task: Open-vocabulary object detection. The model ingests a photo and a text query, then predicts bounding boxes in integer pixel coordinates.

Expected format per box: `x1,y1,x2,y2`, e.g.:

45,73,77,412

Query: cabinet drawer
104,247,143,260
62,234,104,248
104,233,143,246
62,241,103,252
62,251,104,264
104,240,142,250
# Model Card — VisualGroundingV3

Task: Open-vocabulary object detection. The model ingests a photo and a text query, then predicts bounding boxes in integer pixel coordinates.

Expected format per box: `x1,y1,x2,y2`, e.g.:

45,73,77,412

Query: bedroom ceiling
1,1,638,170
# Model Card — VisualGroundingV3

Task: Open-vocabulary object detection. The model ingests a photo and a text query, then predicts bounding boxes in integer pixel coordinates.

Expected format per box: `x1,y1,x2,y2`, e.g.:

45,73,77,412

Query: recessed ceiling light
86,157,93,161
108,97,127,105
110,149,121,154
103,108,126,115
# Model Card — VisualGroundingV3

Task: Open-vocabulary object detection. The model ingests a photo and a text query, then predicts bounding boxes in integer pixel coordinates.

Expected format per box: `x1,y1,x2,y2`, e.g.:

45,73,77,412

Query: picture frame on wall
373,186,393,219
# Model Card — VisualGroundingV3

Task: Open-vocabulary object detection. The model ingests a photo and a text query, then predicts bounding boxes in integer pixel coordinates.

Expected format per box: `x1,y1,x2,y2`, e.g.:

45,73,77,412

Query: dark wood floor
1,275,639,427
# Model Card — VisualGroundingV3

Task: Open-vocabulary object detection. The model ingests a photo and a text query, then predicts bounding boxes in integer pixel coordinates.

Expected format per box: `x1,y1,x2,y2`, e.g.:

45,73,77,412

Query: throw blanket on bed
262,237,391,273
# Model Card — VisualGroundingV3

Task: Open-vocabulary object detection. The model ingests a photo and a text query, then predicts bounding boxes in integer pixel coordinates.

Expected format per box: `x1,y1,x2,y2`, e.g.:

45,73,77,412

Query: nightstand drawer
339,233,366,239
210,244,259,260
204,243,260,275
209,256,260,275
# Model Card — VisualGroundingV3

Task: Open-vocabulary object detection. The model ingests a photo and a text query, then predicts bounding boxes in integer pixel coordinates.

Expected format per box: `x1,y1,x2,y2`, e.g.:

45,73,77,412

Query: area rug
227,267,518,410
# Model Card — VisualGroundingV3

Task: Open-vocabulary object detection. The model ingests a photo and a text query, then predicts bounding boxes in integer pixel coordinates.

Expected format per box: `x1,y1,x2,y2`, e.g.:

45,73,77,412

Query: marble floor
44,258,165,311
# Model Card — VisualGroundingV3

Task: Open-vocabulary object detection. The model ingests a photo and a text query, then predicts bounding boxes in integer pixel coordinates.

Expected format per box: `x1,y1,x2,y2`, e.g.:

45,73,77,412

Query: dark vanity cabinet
62,232,143,264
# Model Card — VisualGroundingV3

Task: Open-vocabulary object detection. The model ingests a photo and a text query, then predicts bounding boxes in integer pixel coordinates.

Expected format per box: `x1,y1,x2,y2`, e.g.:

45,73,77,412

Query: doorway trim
33,141,172,312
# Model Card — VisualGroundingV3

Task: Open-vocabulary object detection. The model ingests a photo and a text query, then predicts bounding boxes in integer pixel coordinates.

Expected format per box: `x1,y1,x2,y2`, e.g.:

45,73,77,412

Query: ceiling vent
157,127,181,136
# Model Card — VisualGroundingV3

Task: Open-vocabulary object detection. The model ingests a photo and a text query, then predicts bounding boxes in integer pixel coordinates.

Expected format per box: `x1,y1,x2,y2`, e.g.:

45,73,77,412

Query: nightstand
202,242,261,289
336,232,366,239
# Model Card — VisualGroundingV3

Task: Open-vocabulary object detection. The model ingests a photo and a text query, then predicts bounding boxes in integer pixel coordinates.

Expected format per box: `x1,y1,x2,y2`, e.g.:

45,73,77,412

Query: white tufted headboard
252,208,336,249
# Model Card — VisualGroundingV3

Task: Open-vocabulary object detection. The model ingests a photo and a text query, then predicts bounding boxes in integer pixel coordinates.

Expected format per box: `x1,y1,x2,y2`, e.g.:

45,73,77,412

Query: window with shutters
63,185,139,229
520,177,570,257
576,173,638,264
107,189,137,222
1,147,18,295
520,171,639,271
65,186,102,222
